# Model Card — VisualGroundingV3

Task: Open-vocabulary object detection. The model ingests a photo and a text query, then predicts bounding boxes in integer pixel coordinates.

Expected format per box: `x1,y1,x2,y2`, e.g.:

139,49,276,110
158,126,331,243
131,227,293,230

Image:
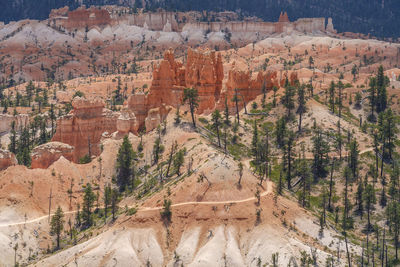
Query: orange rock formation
52,97,118,162
65,7,111,29
0,149,17,171
31,142,74,169
128,48,224,131
217,62,298,112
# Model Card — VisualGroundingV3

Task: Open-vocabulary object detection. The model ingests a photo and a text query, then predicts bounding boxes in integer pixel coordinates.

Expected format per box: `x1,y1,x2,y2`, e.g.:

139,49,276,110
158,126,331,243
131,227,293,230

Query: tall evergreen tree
387,201,400,260
183,87,200,128
348,139,359,179
116,136,136,191
103,184,112,220
251,120,258,158
211,109,222,147
284,131,295,190
281,84,296,119
311,129,330,182
275,117,287,148
364,183,376,232
8,121,16,153
376,65,388,113
232,88,241,124
328,81,335,113
82,183,96,228
298,144,311,207
296,84,307,132
368,77,377,121
50,206,64,250
224,97,230,126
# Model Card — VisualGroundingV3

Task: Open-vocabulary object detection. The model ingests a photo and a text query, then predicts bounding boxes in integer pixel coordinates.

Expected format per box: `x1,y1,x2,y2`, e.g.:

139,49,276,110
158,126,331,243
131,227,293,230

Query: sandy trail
0,181,273,228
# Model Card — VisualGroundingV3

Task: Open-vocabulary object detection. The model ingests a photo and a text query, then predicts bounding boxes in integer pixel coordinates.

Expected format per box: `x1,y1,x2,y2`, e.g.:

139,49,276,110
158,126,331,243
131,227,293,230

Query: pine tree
237,162,244,186
116,136,136,191
183,87,199,128
211,110,222,147
368,77,377,122
296,84,307,132
376,65,388,113
224,97,230,126
284,131,295,190
261,80,267,108
166,142,178,178
232,88,241,124
312,129,330,182
152,135,164,165
49,103,56,137
281,84,295,119
50,206,64,250
251,120,258,158
387,201,400,260
82,183,96,228
173,149,185,176
174,105,181,125
298,145,311,207
275,117,287,148
278,166,284,195
103,185,111,221
8,121,16,153
337,81,344,118
272,86,278,107
348,139,359,179
351,64,358,81
328,81,335,113
356,177,364,217
111,188,119,221
16,126,31,167
342,167,352,230
161,198,172,223
380,109,397,160
364,183,376,232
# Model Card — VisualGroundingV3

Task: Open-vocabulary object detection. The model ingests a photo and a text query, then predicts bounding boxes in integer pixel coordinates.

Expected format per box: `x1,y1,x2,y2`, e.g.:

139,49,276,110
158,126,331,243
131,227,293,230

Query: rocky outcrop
218,63,298,112
326,18,336,33
65,7,111,29
126,48,223,132
117,109,139,135
0,149,17,171
185,49,224,113
52,97,118,162
31,142,74,169
0,114,29,134
278,12,290,23
145,105,171,133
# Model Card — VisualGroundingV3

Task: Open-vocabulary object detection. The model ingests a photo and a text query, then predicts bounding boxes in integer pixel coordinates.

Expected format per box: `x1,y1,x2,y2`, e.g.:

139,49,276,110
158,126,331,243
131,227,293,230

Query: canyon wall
52,97,118,162
54,7,335,36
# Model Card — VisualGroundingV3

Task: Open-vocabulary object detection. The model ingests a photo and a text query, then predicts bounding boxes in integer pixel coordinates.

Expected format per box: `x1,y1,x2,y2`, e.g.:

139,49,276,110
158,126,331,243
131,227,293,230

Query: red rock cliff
52,97,118,162
65,7,111,29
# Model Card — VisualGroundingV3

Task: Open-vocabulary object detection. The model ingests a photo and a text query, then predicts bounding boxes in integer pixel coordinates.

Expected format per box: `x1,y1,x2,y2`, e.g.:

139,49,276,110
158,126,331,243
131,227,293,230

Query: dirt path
0,181,273,228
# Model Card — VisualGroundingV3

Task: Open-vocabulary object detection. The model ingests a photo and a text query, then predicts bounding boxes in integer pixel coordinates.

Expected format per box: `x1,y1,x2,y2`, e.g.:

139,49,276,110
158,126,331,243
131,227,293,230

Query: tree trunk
328,159,334,211
216,126,220,147
298,113,302,132
190,105,196,128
